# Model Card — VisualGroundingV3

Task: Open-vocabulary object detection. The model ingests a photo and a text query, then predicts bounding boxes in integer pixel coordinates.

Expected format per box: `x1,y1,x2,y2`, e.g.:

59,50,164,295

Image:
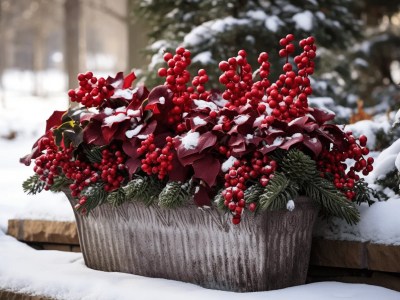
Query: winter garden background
1,0,400,299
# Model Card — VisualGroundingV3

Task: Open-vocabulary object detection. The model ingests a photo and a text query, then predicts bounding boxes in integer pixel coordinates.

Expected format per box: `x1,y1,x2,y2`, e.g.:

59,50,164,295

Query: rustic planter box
69,195,318,292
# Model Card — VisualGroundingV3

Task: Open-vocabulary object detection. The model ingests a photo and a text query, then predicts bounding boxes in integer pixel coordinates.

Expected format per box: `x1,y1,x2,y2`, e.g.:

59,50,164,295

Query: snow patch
159,96,165,104
193,116,206,125
103,113,128,127
293,11,313,31
234,115,249,125
125,125,143,139
181,131,200,150
192,51,213,64
287,200,295,211
265,16,282,32
193,99,217,110
104,107,114,115
221,156,238,172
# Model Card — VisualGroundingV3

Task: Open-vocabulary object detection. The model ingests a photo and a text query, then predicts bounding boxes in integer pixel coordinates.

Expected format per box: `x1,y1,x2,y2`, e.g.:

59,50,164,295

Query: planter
67,194,318,292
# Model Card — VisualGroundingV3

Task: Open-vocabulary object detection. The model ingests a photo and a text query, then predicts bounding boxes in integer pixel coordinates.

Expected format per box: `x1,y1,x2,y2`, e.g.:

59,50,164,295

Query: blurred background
0,0,399,135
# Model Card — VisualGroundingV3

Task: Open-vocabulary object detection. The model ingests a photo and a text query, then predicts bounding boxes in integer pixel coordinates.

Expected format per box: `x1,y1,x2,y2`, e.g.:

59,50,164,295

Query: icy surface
0,230,399,300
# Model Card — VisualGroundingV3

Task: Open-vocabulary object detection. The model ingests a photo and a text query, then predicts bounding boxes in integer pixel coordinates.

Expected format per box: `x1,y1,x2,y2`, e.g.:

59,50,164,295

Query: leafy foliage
49,175,72,193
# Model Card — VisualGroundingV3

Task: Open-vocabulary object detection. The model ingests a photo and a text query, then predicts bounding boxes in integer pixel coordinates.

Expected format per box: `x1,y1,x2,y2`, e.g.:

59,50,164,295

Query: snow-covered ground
0,230,399,300
0,80,399,298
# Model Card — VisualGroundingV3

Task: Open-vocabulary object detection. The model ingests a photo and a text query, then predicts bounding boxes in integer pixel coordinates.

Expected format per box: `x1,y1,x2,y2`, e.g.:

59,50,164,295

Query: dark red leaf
123,72,137,89
309,107,335,124
193,185,212,206
193,155,220,187
126,157,141,177
280,133,304,150
45,111,66,132
303,136,322,157
107,72,124,88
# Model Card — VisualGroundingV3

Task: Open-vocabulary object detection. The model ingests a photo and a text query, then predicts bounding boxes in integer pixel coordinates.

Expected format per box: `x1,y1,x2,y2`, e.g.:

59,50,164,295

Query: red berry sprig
97,146,127,192
138,135,174,180
68,71,114,108
317,134,373,200
222,152,277,224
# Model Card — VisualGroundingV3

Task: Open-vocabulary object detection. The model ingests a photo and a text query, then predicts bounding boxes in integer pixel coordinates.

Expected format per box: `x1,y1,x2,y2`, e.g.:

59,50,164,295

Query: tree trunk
64,0,85,106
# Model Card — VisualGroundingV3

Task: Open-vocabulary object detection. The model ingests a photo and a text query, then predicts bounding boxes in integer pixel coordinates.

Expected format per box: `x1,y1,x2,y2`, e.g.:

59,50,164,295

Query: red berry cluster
218,50,257,109
64,159,97,197
68,72,114,107
33,137,71,190
317,134,373,200
222,151,277,224
158,47,197,132
190,69,211,101
137,135,174,180
96,146,127,192
263,35,316,124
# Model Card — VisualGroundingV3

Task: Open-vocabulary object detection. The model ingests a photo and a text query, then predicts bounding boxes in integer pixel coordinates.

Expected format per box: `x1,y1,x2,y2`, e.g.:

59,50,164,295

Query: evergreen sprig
244,183,264,204
107,188,127,207
304,177,360,225
214,189,227,211
281,149,318,183
22,174,45,195
83,145,103,163
158,181,189,208
123,175,164,206
259,172,299,211
78,183,108,215
49,174,72,193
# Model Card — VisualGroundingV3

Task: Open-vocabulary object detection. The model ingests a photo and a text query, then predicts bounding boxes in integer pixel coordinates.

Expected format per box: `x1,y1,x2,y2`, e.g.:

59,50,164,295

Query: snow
192,51,213,64
125,125,144,139
315,198,400,245
265,16,282,32
193,116,207,125
346,119,391,150
111,88,136,99
287,200,295,212
221,156,238,172
371,139,400,180
0,229,398,300
104,107,114,115
159,96,165,105
103,113,129,127
234,115,249,125
0,92,74,232
292,10,313,31
193,99,217,110
393,109,400,127
181,131,200,150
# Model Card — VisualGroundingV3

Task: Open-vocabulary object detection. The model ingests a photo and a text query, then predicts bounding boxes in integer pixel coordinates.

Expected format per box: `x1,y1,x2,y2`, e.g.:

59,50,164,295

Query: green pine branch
78,183,108,215
158,181,189,208
281,149,318,183
22,174,45,195
123,175,164,206
244,183,264,204
49,174,72,193
259,172,299,211
107,188,127,207
304,177,360,225
83,145,103,164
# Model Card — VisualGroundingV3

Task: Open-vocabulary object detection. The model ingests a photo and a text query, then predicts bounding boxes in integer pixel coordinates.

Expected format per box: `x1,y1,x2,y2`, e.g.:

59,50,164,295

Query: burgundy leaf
197,132,217,153
45,110,66,132
280,134,304,150
123,72,137,89
126,157,141,177
309,107,335,124
168,154,190,182
193,155,220,187
193,185,212,206
122,138,140,158
303,136,323,157
107,72,124,88
147,85,173,106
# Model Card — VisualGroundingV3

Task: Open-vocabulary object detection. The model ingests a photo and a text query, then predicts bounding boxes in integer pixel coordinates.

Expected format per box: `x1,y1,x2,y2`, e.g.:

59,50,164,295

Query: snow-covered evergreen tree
134,0,363,104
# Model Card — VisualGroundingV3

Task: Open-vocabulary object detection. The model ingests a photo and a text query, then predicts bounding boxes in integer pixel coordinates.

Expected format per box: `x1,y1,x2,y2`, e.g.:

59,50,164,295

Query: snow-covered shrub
21,35,375,225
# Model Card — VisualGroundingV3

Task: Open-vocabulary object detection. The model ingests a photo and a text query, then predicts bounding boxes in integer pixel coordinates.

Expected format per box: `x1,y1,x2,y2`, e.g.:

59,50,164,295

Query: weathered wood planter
68,195,318,292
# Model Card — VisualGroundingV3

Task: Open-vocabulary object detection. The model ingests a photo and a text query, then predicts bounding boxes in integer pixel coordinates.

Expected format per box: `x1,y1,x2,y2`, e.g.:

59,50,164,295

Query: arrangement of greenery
21,35,375,225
